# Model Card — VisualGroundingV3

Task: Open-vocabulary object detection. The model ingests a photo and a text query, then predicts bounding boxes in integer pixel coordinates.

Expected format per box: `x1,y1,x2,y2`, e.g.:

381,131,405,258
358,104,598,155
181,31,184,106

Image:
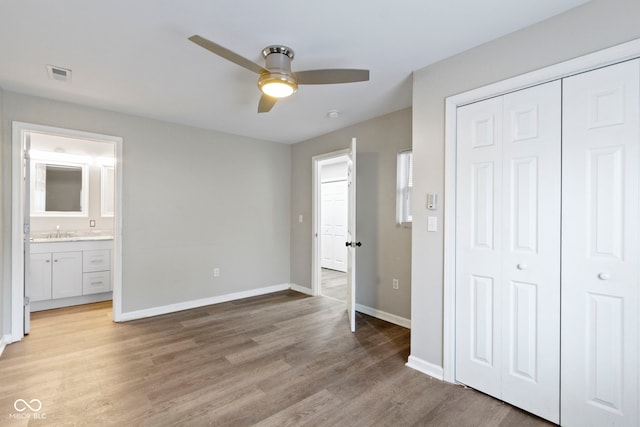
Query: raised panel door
501,81,561,423
561,59,639,427
456,96,503,399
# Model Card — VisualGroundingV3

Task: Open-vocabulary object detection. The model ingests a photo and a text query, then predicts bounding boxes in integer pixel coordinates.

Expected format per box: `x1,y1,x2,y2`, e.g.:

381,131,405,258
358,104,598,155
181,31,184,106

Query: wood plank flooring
0,291,553,426
320,268,347,302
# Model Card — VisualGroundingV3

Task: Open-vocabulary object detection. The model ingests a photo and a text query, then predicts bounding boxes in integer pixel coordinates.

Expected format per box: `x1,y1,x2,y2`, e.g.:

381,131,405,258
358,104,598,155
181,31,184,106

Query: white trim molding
0,336,8,357
406,355,444,381
289,283,313,296
311,148,351,297
11,122,124,340
118,284,290,322
356,303,411,329
442,38,640,384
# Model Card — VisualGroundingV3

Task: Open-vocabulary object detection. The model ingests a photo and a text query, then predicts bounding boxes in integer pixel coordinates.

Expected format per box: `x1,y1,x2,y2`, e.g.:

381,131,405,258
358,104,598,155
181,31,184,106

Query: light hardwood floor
0,291,553,426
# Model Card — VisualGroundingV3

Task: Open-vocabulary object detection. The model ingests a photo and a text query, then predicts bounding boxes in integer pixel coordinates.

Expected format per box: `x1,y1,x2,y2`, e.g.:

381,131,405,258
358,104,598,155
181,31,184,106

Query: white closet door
501,81,561,423
456,96,504,399
456,81,561,422
562,59,639,427
321,180,348,272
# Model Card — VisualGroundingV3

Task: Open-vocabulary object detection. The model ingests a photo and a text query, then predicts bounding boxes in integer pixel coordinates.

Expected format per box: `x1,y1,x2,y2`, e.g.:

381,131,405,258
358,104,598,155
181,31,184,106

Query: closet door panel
562,59,639,427
501,81,561,423
455,96,503,399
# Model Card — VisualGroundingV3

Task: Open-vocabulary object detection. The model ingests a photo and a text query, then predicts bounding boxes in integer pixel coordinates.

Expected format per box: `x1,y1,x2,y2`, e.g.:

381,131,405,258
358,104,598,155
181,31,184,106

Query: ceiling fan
188,35,370,113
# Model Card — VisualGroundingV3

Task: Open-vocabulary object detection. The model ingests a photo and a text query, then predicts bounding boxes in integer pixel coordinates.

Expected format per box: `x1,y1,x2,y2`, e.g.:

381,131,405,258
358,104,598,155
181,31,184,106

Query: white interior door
500,81,561,423
346,138,357,332
321,180,348,272
455,81,561,423
455,95,504,399
561,59,639,427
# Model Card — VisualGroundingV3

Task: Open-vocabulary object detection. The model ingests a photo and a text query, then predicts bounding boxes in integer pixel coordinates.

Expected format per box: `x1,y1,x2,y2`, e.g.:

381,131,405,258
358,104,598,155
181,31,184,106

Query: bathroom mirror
31,159,89,217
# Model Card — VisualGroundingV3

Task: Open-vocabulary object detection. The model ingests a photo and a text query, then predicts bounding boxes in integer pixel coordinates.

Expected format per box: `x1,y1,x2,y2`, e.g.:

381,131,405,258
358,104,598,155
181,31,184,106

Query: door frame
9,122,124,343
442,38,640,383
312,149,350,297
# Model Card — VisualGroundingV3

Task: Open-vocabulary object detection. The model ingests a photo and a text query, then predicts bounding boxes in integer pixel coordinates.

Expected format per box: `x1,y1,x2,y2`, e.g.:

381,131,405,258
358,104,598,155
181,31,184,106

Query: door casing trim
10,122,124,342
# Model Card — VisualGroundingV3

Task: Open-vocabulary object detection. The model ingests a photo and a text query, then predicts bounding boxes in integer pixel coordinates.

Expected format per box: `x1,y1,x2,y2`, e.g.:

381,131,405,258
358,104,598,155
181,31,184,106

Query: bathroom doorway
10,122,123,341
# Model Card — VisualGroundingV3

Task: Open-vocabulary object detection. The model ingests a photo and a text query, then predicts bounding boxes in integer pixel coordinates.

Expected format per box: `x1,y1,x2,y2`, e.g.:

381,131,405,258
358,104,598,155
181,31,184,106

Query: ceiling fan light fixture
258,73,298,98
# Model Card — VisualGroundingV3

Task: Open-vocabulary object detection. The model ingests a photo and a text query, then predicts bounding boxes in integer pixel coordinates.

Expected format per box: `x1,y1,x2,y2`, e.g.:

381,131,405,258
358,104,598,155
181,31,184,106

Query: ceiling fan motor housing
258,45,298,96
262,45,294,71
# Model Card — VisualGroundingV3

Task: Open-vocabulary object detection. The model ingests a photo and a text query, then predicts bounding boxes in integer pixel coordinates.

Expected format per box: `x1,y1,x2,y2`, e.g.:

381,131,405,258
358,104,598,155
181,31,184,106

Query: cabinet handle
517,264,527,270
598,272,610,280
90,281,103,285
46,260,50,263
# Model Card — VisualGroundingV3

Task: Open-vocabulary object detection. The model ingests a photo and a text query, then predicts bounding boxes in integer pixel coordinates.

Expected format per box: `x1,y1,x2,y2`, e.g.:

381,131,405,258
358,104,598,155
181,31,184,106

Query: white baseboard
0,336,7,357
355,303,411,329
406,355,444,381
119,283,290,322
289,283,313,295
31,292,112,312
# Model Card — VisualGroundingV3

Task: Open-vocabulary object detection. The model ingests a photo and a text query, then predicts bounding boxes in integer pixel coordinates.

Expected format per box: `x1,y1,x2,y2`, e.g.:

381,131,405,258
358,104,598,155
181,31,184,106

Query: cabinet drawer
83,271,111,295
83,250,110,272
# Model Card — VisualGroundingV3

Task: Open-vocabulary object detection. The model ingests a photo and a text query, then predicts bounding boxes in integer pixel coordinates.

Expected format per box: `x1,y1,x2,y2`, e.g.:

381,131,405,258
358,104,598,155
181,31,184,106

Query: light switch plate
427,216,438,232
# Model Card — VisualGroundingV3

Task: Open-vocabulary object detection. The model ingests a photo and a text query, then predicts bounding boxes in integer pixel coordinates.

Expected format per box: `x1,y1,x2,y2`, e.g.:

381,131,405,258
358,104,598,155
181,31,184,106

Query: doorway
10,122,123,343
312,139,358,332
319,156,349,302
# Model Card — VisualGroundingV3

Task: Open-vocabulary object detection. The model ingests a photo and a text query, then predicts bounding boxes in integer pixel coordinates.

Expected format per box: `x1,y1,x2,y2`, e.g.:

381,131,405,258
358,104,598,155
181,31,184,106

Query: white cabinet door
52,251,83,299
28,252,52,302
456,81,561,423
562,59,639,427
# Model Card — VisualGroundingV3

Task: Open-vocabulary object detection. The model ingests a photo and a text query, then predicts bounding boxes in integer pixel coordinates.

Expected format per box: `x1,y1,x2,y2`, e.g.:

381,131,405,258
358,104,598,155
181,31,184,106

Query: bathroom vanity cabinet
28,239,112,311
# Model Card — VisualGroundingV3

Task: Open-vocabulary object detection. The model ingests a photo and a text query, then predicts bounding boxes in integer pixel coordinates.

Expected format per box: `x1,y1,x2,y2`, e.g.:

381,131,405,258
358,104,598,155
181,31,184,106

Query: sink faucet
56,225,61,238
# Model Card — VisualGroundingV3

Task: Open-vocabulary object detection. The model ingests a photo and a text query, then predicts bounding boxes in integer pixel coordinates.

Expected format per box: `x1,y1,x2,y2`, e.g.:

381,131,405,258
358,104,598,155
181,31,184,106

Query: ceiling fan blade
258,94,277,113
295,69,370,85
188,35,267,75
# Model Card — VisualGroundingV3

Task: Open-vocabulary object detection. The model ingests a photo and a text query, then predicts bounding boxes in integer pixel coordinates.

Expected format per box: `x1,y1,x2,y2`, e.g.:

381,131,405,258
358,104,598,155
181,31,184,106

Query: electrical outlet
213,268,220,278
393,278,399,290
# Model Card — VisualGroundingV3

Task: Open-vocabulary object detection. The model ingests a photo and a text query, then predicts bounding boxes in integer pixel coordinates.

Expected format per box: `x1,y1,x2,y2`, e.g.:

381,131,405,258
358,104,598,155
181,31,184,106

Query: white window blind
396,150,413,225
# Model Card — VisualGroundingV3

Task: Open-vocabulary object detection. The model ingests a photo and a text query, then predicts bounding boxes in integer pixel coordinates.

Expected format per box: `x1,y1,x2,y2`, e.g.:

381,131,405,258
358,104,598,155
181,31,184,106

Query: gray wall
410,0,640,367
0,88,4,339
1,91,291,326
291,108,412,319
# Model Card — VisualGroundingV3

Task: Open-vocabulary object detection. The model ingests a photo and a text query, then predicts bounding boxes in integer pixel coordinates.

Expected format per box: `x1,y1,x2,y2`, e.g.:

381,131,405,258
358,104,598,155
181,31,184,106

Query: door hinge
24,223,30,234
24,296,30,306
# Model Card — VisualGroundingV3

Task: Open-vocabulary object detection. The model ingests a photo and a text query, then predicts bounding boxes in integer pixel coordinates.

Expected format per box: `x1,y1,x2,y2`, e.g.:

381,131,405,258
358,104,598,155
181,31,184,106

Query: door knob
598,272,610,280
517,264,527,270
345,241,362,247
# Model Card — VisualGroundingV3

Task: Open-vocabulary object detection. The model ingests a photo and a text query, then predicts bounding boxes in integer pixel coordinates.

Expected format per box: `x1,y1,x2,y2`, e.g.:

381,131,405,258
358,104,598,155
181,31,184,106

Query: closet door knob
516,264,527,270
598,272,610,280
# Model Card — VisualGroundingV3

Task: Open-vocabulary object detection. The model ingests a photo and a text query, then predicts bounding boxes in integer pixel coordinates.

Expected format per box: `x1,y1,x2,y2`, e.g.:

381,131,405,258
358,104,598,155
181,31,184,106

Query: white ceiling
0,0,589,144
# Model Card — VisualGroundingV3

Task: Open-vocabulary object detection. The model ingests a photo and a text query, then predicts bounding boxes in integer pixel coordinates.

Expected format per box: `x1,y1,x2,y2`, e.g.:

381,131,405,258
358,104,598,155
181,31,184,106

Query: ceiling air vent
46,65,72,82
